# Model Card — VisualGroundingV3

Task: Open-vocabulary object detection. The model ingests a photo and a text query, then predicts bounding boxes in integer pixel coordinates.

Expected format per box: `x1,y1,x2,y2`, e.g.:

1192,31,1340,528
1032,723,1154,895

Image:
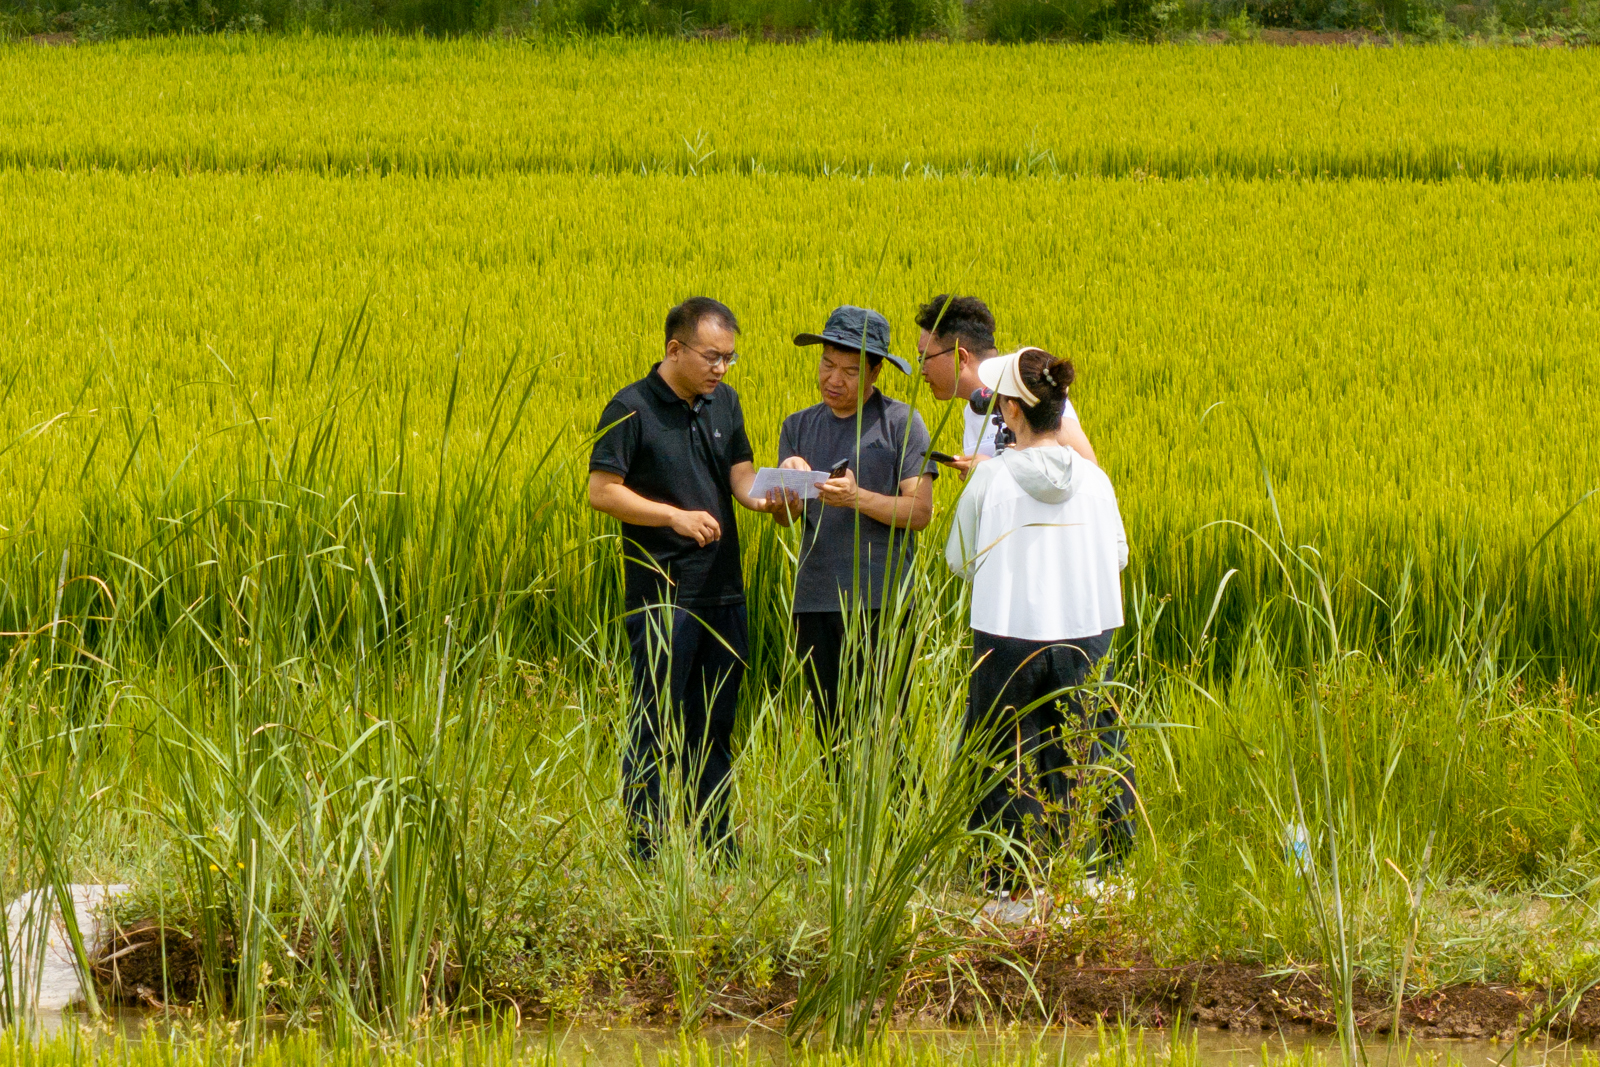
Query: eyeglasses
917,344,958,367
678,340,740,369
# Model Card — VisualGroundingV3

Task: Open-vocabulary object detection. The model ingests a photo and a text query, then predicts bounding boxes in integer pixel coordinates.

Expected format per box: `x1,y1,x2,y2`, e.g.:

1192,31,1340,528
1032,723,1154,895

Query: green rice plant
15,324,574,1031
1217,417,1372,1064
1,167,1595,685
622,713,806,1031
2,40,1598,181
0,37,1597,1042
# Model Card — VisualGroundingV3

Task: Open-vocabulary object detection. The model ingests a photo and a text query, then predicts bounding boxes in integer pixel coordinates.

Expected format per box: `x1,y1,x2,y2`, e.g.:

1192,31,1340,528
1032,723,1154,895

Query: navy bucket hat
794,305,912,374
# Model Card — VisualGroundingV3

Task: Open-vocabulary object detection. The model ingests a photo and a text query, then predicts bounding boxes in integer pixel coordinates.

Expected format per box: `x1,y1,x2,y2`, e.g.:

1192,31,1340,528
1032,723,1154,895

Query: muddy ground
94,920,1600,1040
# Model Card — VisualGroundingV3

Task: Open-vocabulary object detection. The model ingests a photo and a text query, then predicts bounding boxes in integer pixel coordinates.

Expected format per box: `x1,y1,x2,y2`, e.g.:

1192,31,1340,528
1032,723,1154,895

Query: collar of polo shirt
649,361,718,408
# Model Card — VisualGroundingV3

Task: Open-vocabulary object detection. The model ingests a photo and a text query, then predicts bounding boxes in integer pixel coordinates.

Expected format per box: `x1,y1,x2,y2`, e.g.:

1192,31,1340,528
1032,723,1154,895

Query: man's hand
670,509,722,546
765,456,811,526
765,487,802,518
947,452,989,480
590,471,725,545
819,467,863,510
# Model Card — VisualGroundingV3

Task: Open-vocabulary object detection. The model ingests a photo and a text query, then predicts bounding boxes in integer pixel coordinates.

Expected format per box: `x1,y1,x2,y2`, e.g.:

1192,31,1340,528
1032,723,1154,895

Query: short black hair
915,294,996,356
665,297,740,348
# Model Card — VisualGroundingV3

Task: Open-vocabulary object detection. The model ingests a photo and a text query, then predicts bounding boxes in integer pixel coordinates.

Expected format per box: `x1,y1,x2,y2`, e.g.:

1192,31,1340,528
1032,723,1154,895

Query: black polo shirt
589,364,754,610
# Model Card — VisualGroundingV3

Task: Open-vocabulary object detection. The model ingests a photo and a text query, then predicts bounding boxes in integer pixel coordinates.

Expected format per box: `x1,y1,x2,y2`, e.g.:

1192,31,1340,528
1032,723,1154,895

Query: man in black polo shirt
588,296,775,862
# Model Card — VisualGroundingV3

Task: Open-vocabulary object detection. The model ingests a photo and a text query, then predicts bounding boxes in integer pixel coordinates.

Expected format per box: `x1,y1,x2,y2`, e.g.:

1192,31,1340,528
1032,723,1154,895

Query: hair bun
1049,357,1076,391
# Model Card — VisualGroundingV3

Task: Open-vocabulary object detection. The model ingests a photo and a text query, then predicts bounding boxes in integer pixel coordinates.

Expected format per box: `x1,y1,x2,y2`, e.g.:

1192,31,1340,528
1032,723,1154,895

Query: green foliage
1,38,1598,1040
6,40,1600,179
0,45,1595,680
2,0,1596,38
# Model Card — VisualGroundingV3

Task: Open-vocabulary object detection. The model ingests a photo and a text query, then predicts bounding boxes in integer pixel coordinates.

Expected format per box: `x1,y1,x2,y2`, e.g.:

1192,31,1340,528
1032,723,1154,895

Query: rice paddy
1,33,1598,1059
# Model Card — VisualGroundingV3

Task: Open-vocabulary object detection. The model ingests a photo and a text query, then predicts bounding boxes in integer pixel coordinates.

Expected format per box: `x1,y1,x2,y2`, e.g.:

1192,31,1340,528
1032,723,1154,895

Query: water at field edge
532,1025,1594,1067
13,1012,1599,1067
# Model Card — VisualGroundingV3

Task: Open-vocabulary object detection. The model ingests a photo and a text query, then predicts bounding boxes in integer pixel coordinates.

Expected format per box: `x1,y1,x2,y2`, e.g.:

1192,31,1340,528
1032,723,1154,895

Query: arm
817,470,934,531
953,421,1093,472
1058,419,1097,465
728,461,778,516
587,470,722,547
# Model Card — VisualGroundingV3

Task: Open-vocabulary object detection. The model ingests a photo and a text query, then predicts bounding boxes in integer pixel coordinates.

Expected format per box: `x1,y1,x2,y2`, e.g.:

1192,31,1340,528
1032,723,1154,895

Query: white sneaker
1081,876,1132,904
979,890,1046,927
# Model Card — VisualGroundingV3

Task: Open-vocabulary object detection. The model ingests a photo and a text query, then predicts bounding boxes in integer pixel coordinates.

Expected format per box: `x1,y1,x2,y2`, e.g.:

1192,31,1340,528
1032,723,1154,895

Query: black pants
623,602,747,860
965,628,1135,885
793,610,884,750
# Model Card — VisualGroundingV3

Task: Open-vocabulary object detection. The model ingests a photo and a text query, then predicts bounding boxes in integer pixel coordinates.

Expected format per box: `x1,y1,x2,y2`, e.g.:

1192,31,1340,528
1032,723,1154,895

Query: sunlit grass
1,36,1597,1046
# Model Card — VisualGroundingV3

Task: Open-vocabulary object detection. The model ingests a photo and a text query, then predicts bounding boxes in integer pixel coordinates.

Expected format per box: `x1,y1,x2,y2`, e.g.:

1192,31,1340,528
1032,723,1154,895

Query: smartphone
928,450,958,465
829,458,851,477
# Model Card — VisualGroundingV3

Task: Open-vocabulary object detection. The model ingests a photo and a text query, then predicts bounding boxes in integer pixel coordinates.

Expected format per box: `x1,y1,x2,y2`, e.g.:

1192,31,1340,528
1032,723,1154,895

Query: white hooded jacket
944,445,1128,641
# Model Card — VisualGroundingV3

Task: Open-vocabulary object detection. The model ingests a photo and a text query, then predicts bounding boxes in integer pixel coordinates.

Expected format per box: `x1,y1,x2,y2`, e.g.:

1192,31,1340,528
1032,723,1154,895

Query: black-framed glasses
679,340,740,369
917,344,957,367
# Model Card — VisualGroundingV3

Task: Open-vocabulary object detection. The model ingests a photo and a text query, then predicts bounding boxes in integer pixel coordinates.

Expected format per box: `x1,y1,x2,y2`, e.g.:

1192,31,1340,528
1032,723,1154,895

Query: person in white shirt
945,346,1134,893
914,294,1097,472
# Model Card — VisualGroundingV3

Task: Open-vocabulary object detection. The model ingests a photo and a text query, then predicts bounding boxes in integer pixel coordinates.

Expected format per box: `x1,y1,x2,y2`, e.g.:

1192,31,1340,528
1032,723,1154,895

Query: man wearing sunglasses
914,294,1097,473
588,296,779,863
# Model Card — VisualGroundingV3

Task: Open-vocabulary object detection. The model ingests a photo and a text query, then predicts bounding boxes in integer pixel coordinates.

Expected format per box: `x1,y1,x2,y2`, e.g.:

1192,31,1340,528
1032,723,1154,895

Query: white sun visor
976,348,1041,408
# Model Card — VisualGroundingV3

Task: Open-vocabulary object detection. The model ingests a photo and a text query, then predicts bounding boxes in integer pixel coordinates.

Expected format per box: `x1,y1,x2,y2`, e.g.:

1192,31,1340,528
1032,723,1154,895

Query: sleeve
1061,394,1079,422
589,398,639,477
944,464,991,581
1114,502,1129,572
777,414,798,464
727,391,755,466
961,408,984,457
899,410,937,482
1103,479,1129,571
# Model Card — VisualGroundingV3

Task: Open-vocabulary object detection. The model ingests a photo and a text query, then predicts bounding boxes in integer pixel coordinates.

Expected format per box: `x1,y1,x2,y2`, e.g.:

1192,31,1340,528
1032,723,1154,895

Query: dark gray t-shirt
777,390,936,614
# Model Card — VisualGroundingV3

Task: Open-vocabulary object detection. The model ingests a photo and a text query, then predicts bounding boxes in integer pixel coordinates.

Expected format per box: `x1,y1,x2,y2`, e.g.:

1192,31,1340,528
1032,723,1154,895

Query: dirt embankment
911,949,1600,1041
94,921,1600,1040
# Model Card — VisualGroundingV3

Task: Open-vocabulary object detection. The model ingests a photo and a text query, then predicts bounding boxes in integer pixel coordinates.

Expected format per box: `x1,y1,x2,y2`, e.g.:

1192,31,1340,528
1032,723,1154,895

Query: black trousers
965,627,1135,884
793,610,885,750
623,602,747,860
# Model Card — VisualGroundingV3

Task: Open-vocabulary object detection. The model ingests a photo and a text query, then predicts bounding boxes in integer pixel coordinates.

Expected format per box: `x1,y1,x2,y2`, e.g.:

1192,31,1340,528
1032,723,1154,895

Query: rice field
2,165,1596,673
1,34,1598,1048
4,39,1600,180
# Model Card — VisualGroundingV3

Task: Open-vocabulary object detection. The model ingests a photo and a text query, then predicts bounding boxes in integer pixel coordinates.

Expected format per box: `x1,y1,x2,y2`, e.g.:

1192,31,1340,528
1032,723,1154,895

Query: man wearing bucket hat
945,346,1133,916
765,306,937,749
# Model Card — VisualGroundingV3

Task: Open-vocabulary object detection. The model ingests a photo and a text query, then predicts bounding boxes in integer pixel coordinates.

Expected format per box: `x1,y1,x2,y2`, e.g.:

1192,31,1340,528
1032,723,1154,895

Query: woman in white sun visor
945,346,1135,894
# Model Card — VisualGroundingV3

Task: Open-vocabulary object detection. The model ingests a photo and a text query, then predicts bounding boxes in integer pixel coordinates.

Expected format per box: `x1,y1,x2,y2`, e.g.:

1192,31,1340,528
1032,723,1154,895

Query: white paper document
749,467,830,500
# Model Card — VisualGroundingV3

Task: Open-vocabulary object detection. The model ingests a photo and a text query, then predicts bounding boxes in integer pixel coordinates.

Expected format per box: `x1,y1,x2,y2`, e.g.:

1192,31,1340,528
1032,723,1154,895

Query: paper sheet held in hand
750,468,829,500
